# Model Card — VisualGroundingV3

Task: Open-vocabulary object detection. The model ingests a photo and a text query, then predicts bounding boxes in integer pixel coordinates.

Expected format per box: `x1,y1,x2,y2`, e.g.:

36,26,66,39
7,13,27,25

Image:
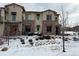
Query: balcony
4,20,22,24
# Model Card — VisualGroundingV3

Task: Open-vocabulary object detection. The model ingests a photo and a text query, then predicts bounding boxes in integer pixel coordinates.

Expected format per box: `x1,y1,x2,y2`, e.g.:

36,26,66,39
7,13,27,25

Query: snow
0,35,79,56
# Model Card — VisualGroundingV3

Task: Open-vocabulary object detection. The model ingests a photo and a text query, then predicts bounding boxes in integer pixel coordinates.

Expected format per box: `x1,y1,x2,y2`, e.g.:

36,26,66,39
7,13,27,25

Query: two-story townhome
23,9,60,35
0,3,61,36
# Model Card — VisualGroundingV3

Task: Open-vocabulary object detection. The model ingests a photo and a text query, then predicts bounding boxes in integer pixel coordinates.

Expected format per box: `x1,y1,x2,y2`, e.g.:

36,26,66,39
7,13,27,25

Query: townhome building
0,3,61,36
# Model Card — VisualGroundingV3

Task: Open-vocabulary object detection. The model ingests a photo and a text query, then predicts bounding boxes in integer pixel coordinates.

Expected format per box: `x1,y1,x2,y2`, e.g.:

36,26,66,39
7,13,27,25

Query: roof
26,11,42,13
26,9,59,15
4,3,59,15
42,9,57,13
5,3,25,11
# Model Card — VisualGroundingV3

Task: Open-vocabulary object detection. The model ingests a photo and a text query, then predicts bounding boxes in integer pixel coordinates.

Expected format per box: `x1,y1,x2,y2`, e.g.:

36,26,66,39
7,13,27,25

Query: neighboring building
72,26,79,32
0,3,60,36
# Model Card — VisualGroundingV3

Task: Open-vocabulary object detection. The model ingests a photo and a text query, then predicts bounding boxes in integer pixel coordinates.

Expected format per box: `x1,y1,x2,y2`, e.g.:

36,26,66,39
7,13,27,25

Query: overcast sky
0,3,79,27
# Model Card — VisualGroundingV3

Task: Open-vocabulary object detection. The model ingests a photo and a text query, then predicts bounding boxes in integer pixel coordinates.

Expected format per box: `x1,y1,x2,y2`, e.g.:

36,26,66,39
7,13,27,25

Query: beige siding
34,13,42,33
0,3,60,35
0,24,4,36
0,9,5,36
5,5,23,22
26,13,35,20
1,9,5,21
42,11,55,21
18,23,22,34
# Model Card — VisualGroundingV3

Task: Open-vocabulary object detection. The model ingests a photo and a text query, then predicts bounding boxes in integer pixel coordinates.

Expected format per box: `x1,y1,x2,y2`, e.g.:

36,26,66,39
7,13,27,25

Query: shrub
43,35,51,39
59,37,61,39
28,39,33,42
28,32,34,36
52,37,55,39
38,36,44,40
64,38,68,41
22,42,25,44
20,38,25,44
28,39,34,46
35,38,39,41
26,37,28,39
30,42,33,46
73,37,79,41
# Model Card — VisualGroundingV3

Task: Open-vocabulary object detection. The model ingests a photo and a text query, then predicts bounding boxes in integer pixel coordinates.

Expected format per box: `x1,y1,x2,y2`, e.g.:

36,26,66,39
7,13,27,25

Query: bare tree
60,6,68,52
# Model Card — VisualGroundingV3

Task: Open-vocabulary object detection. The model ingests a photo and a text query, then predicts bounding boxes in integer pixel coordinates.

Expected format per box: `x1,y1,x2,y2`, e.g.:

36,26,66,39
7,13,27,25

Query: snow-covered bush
73,37,79,41
52,37,55,39
38,36,44,40
28,39,34,46
55,38,62,44
20,38,25,44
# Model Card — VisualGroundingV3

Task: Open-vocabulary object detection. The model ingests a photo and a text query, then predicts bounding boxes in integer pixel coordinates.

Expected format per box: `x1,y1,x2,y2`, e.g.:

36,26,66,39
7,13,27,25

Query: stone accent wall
23,20,35,33
42,20,58,35
4,22,22,36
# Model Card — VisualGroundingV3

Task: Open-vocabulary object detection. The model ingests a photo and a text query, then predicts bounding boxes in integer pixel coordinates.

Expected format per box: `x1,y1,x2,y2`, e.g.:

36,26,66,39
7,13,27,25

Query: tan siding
42,11,55,21
5,5,23,22
0,24,4,36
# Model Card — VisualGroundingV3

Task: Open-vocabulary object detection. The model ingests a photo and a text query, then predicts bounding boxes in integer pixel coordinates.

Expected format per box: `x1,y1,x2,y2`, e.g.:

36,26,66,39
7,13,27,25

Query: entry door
10,25,19,35
25,26,31,33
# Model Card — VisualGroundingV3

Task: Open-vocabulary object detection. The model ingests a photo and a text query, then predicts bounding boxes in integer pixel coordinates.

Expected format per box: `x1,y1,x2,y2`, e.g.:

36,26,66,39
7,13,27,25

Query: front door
10,25,19,35
25,26,31,33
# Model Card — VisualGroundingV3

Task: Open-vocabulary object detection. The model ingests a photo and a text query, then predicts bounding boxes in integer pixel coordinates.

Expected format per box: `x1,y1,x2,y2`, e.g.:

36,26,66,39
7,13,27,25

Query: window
36,14,40,20
36,25,40,31
47,15,52,20
47,26,52,32
27,14,32,20
11,12,16,21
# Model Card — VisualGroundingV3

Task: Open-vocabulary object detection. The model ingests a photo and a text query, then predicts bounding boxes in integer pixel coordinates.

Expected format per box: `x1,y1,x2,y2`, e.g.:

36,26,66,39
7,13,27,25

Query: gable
5,3,25,12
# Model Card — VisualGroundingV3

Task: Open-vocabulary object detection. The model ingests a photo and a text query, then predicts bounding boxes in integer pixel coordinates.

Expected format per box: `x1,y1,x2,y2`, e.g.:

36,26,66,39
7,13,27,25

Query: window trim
11,12,17,21
36,14,40,20
46,14,52,20
27,14,32,20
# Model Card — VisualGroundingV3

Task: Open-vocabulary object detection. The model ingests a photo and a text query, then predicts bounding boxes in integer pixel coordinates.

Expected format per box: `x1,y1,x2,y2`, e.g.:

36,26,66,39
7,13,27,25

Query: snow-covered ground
0,35,79,56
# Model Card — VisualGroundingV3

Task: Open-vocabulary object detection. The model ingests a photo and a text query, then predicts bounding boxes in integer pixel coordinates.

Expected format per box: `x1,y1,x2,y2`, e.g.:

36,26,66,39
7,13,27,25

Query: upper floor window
46,15,52,20
11,12,16,21
27,14,32,20
36,14,40,20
